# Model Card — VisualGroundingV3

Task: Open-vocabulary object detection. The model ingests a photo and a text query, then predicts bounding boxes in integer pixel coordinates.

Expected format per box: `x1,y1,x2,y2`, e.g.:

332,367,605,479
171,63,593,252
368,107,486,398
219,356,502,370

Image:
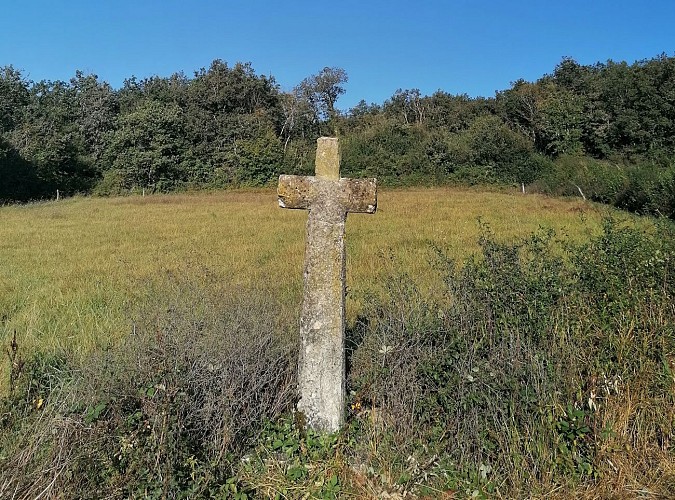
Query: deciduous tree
105,100,189,192
296,67,348,131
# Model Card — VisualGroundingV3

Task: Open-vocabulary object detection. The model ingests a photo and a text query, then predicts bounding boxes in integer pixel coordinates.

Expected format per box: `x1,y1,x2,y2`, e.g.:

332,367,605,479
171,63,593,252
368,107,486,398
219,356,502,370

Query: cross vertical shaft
278,137,377,432
300,190,347,432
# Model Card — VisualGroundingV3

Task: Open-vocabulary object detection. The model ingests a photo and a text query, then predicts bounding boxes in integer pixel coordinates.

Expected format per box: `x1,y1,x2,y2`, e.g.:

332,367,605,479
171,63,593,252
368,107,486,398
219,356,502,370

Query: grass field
3,187,675,498
1,187,599,367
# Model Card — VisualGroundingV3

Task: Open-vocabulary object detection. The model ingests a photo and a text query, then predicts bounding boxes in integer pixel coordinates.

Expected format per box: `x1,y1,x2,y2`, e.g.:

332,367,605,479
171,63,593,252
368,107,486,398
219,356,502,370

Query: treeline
341,54,675,216
1,55,675,215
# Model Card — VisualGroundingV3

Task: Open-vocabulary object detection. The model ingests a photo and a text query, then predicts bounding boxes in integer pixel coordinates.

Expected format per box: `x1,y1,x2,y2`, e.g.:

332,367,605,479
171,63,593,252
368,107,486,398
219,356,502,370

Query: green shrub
534,155,675,219
347,217,675,496
615,162,675,217
533,155,628,202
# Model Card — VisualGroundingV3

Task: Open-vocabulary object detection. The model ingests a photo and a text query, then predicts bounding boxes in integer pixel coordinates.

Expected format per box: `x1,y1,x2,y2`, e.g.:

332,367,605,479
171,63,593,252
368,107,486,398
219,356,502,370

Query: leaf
84,402,107,424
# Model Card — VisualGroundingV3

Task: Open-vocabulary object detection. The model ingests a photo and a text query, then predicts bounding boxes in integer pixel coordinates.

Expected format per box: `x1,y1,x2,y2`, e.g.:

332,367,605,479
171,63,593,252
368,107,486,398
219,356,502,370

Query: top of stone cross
315,137,340,180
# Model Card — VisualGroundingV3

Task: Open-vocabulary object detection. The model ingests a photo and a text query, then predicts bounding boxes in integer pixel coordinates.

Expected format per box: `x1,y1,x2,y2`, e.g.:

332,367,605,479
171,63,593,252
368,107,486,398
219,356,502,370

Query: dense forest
1,54,675,216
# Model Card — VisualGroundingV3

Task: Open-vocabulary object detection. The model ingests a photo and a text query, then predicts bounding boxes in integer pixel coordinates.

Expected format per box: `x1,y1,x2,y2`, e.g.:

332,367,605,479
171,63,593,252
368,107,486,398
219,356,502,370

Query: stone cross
278,137,377,432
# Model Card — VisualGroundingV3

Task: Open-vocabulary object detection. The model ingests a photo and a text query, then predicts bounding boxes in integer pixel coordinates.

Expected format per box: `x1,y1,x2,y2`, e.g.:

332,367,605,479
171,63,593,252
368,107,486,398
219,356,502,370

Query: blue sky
2,0,674,110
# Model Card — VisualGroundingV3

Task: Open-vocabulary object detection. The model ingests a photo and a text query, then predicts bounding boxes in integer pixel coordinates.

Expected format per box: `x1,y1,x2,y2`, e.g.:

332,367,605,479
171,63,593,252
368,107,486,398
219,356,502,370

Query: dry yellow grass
0,187,603,389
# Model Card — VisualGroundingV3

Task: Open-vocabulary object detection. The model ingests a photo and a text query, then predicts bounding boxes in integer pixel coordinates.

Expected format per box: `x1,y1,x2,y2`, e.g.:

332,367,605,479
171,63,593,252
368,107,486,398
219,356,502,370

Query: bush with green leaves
534,155,675,219
347,216,675,496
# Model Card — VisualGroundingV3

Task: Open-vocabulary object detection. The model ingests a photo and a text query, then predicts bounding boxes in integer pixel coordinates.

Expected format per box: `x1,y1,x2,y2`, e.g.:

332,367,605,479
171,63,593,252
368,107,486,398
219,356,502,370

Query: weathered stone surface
278,137,377,432
314,137,340,180
278,175,376,213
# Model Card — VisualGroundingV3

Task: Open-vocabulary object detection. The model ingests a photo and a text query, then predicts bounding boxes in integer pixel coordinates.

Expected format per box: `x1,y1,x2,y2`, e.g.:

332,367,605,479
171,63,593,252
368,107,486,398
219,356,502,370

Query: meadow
2,187,674,499
0,187,595,365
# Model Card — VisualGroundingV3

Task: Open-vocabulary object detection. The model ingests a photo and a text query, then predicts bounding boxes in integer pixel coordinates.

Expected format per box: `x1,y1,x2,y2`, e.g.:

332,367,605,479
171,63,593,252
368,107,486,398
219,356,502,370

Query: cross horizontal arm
340,178,377,213
278,175,314,209
278,175,377,213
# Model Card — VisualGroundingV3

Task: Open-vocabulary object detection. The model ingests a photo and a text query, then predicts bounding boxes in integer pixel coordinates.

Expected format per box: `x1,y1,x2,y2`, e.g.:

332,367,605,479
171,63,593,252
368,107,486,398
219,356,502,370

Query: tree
0,135,40,201
384,88,426,125
296,67,348,130
184,60,282,173
105,101,190,192
70,71,118,164
0,66,30,134
234,130,284,185
0,66,38,201
9,79,97,195
424,91,494,132
279,87,320,148
551,57,593,94
497,79,585,157
463,114,541,183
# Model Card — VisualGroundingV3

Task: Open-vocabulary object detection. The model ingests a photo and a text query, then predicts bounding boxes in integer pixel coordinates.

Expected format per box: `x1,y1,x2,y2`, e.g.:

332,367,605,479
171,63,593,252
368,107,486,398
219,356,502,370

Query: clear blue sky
2,0,674,110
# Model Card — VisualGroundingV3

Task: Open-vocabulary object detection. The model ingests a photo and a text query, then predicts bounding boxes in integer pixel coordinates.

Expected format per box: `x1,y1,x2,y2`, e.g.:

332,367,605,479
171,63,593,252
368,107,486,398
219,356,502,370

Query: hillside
2,189,674,497
0,187,595,359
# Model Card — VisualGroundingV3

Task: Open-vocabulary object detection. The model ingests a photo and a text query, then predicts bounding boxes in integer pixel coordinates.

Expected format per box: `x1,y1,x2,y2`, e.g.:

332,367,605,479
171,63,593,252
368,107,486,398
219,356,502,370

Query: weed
0,279,296,498
2,191,673,498
347,215,675,497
